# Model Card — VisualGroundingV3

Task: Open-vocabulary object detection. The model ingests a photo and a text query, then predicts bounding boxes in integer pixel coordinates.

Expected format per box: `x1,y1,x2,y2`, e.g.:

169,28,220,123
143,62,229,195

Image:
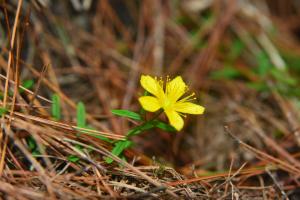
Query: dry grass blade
224,126,300,175
11,112,125,140
63,138,179,198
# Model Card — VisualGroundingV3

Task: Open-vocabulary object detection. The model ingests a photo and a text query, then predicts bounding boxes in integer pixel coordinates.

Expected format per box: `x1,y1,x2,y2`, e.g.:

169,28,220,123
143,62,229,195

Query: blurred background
1,0,300,198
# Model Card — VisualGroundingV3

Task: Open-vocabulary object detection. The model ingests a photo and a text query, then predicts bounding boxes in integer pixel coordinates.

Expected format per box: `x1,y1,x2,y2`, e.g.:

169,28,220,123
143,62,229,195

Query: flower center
162,97,173,111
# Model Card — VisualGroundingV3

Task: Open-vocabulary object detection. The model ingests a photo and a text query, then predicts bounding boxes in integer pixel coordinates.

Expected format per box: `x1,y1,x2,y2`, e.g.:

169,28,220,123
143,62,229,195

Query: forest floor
1,0,300,199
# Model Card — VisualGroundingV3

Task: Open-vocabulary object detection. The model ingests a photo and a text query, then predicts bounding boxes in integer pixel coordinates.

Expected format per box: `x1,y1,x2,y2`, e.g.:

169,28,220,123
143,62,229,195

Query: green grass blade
77,102,86,128
51,94,61,120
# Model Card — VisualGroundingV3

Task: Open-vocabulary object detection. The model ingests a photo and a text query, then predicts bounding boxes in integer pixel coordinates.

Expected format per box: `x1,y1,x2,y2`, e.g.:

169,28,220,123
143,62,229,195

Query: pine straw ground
1,0,300,199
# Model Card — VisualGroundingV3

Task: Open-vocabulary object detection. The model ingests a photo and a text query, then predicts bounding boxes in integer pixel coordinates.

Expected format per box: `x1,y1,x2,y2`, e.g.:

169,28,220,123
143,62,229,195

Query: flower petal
139,96,161,112
166,76,187,102
174,102,205,114
140,75,164,97
165,110,184,131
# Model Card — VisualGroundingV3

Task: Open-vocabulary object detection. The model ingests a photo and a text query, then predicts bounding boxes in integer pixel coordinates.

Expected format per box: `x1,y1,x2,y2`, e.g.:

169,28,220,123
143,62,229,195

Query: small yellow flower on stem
138,75,205,131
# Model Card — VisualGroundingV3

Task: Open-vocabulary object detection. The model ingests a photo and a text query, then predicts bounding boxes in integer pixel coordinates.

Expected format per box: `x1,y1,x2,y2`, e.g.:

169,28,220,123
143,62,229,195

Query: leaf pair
111,109,176,133
105,109,176,164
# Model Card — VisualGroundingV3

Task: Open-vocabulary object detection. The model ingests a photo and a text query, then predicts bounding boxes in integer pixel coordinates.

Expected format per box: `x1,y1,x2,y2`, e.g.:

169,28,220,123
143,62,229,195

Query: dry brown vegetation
1,0,300,199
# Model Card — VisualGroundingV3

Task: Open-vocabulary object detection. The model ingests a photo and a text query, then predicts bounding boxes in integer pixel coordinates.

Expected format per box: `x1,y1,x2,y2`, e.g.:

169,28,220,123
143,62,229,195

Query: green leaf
105,140,133,164
51,94,61,120
26,136,41,156
88,134,113,143
0,107,8,116
270,68,297,86
126,119,176,137
111,109,142,121
287,88,300,97
77,102,86,128
282,52,300,71
246,82,269,92
273,130,284,139
67,144,83,163
154,120,176,132
228,39,245,61
210,66,241,80
19,79,34,93
256,51,271,76
175,16,192,26
112,140,132,155
27,136,37,151
32,151,40,157
67,155,80,163
126,121,155,137
75,144,83,150
8,90,13,97
23,79,34,89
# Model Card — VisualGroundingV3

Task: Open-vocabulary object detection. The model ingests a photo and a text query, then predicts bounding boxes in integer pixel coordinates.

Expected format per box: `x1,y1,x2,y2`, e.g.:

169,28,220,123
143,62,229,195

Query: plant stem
126,109,164,138
146,109,164,122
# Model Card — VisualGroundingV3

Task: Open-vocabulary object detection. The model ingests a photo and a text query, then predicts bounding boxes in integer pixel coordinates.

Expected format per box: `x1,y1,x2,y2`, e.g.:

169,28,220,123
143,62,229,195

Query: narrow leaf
51,94,61,120
256,51,271,76
111,109,142,121
126,122,155,137
105,140,133,163
67,155,80,163
246,82,269,92
88,134,113,143
0,107,8,116
19,79,34,93
229,39,245,60
270,68,297,86
27,137,37,151
154,120,177,132
210,66,241,80
77,102,86,128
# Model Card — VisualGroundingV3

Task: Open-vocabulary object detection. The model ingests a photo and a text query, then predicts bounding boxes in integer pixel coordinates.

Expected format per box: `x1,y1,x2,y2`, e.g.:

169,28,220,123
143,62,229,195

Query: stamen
178,113,187,118
178,92,196,103
156,76,163,88
184,86,189,93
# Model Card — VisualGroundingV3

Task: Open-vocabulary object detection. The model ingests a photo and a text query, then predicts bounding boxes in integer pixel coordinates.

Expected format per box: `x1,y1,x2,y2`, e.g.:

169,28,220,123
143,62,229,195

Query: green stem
126,109,164,138
108,110,164,164
146,109,164,122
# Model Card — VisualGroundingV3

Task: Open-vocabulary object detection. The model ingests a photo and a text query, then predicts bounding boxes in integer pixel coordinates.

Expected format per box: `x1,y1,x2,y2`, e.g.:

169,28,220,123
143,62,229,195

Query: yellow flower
138,75,205,131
